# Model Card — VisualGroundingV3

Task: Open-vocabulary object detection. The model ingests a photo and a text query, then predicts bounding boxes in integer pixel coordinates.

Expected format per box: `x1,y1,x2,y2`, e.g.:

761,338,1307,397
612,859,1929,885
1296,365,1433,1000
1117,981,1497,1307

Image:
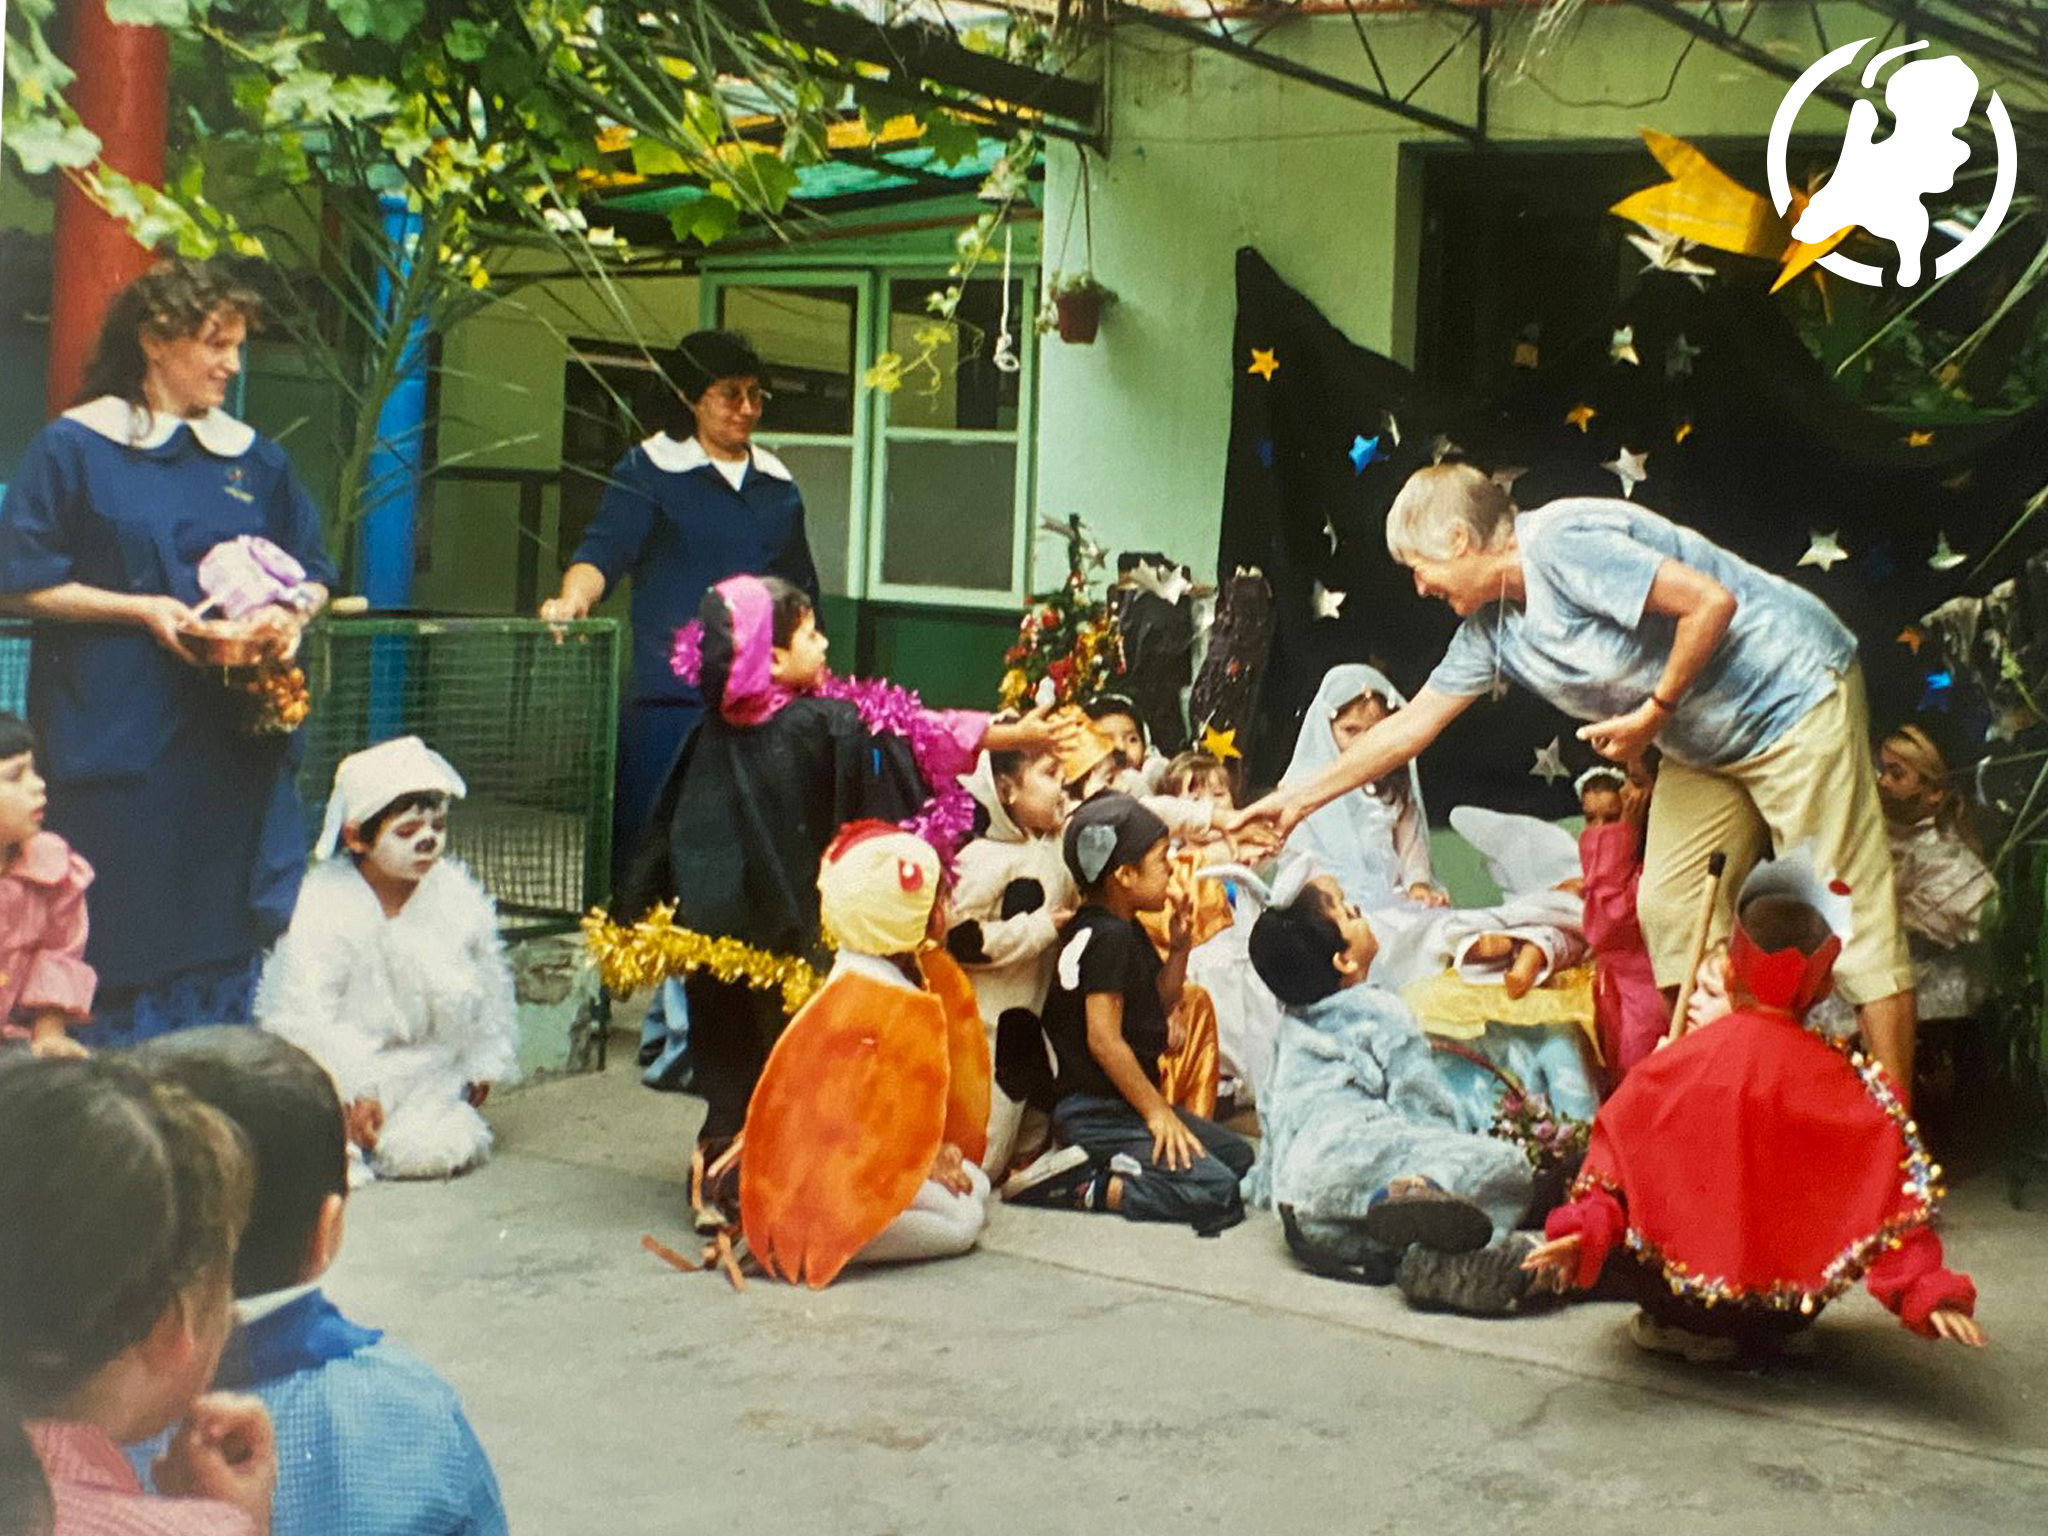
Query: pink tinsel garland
672,620,977,866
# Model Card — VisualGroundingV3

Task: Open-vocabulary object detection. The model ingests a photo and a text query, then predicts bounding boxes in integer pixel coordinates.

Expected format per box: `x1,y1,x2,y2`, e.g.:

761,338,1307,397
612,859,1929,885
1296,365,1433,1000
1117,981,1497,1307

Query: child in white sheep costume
258,737,519,1182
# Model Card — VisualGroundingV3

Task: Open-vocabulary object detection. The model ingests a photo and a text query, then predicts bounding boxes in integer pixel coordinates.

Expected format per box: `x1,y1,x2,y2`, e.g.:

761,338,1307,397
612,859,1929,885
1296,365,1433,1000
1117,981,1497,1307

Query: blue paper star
1256,439,1275,468
1920,670,1954,713
1349,434,1386,474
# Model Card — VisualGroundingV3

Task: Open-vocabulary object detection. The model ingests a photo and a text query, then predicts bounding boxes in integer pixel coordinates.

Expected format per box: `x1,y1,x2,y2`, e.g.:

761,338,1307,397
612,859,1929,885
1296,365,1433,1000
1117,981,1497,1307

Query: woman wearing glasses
541,330,820,870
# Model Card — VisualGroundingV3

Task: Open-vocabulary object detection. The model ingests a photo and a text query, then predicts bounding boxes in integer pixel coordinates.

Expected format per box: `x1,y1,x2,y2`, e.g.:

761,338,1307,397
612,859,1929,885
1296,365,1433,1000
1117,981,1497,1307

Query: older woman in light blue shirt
1238,463,1917,1098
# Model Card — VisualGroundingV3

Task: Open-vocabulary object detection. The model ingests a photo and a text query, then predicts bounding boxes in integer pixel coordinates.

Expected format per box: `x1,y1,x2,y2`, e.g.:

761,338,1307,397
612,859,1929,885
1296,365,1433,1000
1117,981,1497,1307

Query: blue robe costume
132,1288,507,1536
0,401,337,1043
568,432,819,863
1243,982,1535,1263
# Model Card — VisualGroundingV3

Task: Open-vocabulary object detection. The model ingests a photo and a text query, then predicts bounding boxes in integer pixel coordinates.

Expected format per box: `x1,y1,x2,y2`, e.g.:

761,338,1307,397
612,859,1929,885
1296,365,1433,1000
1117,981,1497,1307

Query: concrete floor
333,1041,2048,1535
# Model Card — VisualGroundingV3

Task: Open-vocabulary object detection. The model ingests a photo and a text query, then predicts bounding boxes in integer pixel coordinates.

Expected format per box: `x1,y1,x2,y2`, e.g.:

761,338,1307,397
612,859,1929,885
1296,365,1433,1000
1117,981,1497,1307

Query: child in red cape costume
1523,847,1987,1363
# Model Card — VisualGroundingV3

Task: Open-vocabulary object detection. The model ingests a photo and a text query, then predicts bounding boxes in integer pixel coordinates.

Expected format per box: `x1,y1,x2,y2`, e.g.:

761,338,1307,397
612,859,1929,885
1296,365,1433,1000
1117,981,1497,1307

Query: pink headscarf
701,574,793,726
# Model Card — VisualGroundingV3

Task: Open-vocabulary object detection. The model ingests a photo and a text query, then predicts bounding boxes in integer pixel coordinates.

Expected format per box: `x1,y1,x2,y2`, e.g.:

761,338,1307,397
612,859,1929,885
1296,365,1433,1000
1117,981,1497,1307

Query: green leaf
105,0,195,26
671,197,738,247
266,71,336,125
328,77,400,122
447,19,490,62
738,152,799,214
921,112,979,168
2,110,102,174
629,136,690,179
328,0,422,45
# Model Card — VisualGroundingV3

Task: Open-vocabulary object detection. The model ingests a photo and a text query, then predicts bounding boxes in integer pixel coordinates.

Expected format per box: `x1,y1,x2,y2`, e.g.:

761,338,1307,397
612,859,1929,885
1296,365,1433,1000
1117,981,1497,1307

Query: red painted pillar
45,0,169,415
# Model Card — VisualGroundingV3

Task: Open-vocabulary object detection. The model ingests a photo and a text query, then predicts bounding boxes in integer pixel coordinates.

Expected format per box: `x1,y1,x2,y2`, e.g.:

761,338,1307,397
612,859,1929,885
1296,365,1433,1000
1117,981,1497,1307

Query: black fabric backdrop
1217,246,2048,814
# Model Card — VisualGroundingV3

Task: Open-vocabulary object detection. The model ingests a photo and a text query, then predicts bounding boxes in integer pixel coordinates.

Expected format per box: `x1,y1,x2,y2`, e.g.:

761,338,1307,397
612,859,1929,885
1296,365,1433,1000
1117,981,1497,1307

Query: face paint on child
363,801,450,885
0,750,47,851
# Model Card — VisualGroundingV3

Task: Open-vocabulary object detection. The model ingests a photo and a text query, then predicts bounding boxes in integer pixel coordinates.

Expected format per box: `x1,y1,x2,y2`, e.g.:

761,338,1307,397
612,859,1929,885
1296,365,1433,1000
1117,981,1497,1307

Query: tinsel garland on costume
670,622,978,864
1566,1041,1944,1313
581,903,822,1015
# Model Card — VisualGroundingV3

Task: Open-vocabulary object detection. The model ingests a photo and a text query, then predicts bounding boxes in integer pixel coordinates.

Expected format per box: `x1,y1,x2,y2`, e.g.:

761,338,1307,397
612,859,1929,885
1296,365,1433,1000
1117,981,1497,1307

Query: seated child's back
138,1028,508,1536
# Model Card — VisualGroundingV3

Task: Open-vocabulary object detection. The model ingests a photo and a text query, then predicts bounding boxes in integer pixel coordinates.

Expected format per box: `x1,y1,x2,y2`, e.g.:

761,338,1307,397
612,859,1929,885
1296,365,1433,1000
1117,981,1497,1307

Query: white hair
1384,463,1514,564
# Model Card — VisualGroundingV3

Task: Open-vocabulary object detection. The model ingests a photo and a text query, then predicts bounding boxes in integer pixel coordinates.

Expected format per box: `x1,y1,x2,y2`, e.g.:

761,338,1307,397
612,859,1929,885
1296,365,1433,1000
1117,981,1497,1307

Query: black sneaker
1396,1233,1540,1316
1362,1183,1494,1256
1279,1205,1398,1285
1001,1144,1097,1207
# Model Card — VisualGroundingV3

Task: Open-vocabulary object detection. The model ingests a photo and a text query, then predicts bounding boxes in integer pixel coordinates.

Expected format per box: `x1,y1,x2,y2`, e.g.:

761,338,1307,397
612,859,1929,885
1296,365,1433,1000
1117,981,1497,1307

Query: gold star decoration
1674,419,1695,444
1247,348,1280,381
1565,402,1597,433
1511,337,1541,369
1201,723,1242,761
1903,429,1935,448
1897,626,1924,656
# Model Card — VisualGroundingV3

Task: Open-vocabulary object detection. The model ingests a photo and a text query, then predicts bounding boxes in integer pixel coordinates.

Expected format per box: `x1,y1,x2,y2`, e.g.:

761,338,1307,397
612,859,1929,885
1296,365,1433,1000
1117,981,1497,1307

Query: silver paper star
1381,409,1401,447
1929,531,1967,572
1322,515,1340,555
1626,229,1716,289
1490,465,1528,498
1799,530,1849,572
1666,333,1702,380
1430,433,1463,464
1311,580,1347,620
1602,447,1649,499
1610,326,1640,366
1531,737,1570,784
1128,558,1193,606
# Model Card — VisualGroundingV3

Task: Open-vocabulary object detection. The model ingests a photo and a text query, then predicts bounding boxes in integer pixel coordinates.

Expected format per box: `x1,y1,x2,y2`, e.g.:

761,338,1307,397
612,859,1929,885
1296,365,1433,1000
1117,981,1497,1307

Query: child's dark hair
1082,694,1142,731
135,1028,348,1299
0,713,32,763
0,1056,251,1536
758,575,814,648
1249,885,1349,1008
1163,749,1231,801
1739,894,1835,956
354,789,449,849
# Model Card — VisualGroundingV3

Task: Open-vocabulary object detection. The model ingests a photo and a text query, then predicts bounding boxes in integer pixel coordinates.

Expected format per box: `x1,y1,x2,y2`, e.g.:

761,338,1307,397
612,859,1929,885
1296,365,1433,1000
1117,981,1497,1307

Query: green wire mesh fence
0,617,619,939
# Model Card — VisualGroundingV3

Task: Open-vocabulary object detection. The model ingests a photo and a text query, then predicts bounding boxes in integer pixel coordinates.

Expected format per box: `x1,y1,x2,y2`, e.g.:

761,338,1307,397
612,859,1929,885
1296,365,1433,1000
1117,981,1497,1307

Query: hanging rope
994,224,1021,373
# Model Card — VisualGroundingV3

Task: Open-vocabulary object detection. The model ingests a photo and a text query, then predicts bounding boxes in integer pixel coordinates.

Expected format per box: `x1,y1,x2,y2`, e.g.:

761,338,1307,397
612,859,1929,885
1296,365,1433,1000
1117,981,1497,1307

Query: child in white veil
1281,665,1442,911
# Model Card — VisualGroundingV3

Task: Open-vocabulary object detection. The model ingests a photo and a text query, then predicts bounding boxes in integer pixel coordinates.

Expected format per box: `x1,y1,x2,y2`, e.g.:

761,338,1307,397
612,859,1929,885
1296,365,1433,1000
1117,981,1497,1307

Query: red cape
1575,1005,1939,1310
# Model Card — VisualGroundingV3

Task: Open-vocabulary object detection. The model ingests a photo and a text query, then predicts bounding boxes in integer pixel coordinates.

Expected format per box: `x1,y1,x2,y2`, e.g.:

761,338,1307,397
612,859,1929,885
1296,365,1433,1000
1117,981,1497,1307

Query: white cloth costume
259,739,519,1181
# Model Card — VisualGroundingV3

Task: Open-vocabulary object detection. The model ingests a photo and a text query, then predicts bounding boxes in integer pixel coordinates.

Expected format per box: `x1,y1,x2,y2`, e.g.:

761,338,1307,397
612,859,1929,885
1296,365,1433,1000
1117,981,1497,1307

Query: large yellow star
1565,402,1597,433
1903,429,1935,448
1201,723,1242,761
1247,348,1279,381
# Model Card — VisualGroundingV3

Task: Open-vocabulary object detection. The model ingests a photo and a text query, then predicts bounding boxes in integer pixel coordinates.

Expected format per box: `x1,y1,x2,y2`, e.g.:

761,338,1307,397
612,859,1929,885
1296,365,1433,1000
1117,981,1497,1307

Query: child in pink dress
1576,760,1663,1079
0,713,95,1058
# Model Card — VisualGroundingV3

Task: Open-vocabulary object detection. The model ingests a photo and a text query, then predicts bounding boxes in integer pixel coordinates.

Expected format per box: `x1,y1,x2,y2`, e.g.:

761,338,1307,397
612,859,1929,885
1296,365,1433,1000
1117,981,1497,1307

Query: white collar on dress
62,394,257,458
639,431,792,482
827,949,921,994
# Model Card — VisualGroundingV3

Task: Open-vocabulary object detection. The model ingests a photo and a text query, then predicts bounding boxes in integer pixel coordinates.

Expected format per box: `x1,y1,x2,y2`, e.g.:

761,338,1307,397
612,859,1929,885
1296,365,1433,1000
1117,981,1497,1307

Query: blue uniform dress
0,399,337,1043
570,432,819,859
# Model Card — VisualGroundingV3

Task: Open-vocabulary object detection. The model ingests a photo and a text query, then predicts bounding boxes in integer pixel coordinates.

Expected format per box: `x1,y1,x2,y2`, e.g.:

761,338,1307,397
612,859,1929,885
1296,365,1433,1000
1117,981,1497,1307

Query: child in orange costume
740,822,992,1288
1523,848,1987,1364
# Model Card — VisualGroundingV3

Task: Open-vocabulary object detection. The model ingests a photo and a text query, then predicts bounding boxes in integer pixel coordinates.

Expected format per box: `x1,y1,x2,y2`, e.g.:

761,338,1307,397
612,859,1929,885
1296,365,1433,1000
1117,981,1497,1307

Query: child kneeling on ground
1242,865,1541,1313
1005,793,1253,1226
136,1027,508,1535
257,738,519,1183
1523,848,1987,1365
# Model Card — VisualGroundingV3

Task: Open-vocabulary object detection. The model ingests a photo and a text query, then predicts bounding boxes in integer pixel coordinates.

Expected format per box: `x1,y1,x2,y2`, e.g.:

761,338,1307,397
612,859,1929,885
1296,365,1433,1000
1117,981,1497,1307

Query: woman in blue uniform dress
540,331,819,1088
0,259,336,1044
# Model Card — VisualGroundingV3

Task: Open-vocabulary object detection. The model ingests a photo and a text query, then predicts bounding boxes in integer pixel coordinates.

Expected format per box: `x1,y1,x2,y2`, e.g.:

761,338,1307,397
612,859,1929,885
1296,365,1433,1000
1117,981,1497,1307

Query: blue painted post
362,194,426,607
364,195,427,742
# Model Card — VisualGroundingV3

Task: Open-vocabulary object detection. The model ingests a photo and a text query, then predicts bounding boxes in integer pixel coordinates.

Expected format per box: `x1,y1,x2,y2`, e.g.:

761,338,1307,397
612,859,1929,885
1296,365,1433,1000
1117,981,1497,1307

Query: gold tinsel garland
581,903,822,1015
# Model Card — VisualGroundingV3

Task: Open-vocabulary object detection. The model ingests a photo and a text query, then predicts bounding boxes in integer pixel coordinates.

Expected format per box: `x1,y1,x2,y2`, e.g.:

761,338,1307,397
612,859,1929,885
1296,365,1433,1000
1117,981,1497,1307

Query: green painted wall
1032,5,1877,569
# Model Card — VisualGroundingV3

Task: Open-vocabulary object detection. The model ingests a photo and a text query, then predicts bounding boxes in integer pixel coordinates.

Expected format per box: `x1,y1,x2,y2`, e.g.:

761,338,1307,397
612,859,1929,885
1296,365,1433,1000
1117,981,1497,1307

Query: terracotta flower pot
1055,290,1104,344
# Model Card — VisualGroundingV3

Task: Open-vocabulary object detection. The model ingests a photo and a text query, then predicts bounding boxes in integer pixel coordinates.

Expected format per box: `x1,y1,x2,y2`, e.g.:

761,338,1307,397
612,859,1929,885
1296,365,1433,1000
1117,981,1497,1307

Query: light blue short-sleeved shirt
1425,499,1857,767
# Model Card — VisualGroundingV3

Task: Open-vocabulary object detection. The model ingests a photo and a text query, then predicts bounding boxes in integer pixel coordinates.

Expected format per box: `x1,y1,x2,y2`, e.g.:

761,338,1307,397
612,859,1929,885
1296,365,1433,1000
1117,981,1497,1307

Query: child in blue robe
135,1027,507,1536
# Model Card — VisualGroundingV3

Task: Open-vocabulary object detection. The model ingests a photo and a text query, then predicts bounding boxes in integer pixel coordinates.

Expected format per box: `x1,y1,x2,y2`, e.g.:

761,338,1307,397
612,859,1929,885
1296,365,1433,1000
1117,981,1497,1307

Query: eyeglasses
705,384,771,409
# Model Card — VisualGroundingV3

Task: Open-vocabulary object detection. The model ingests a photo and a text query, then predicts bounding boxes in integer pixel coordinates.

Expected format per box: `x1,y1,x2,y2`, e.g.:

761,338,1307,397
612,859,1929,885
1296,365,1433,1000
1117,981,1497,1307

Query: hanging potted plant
1043,271,1118,344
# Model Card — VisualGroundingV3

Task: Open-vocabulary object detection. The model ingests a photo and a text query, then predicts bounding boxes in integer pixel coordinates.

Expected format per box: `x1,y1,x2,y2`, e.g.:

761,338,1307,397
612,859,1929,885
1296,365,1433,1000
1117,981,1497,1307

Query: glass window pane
716,285,858,434
757,439,854,597
880,438,1017,591
887,276,1024,431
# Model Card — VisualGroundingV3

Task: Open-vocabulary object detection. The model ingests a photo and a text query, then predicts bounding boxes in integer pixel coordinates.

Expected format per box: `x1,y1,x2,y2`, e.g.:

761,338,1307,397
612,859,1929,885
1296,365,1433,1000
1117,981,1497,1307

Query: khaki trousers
1638,664,1914,1007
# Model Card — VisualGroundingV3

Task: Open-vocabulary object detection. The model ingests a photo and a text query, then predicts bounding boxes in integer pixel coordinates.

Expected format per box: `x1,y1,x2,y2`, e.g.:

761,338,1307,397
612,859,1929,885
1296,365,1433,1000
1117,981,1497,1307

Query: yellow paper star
1247,348,1279,381
1903,429,1935,448
1897,626,1924,655
1201,723,1242,761
1565,403,1597,433
1674,419,1695,444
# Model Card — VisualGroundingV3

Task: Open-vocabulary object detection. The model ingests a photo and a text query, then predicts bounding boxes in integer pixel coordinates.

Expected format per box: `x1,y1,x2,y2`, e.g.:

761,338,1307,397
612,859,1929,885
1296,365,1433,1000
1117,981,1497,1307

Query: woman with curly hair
0,258,337,1044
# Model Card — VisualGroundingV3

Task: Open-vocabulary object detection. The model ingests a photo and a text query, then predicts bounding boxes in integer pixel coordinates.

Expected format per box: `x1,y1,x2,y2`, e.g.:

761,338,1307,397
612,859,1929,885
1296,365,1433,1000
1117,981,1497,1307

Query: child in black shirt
1013,793,1253,1225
